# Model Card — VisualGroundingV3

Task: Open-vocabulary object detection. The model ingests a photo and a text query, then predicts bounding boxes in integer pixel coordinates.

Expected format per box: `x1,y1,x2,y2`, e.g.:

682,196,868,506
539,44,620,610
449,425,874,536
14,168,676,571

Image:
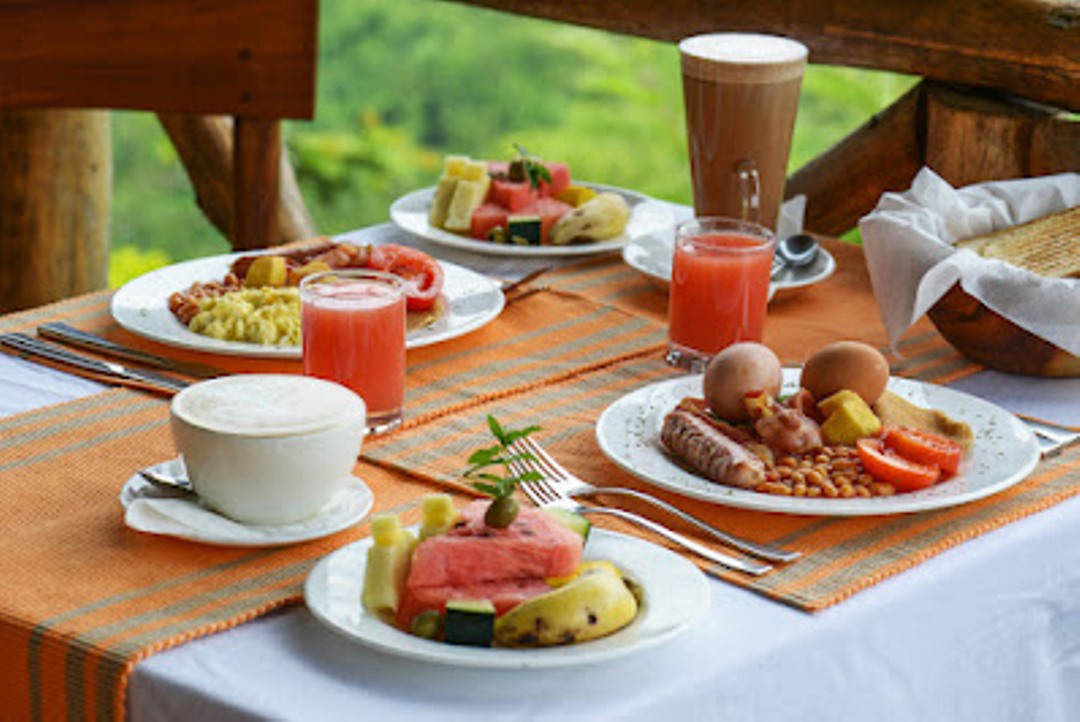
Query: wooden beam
0,110,110,312
449,0,1080,111
786,83,925,236
0,0,318,119
233,117,282,250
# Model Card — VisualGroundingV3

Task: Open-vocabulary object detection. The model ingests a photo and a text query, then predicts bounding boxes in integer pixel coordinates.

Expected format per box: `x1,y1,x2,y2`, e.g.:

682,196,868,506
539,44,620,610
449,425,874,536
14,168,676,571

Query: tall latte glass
680,33,807,230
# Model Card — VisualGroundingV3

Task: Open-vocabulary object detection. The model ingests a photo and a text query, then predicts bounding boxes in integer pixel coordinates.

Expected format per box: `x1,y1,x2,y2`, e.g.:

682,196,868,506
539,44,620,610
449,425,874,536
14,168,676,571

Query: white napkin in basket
859,168,1080,356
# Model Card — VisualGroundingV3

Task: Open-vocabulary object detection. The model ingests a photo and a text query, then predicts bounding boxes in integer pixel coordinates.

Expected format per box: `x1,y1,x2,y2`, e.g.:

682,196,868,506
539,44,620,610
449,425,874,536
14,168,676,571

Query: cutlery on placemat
512,435,798,563
1021,417,1080,457
508,439,773,575
498,265,552,296
0,332,188,395
37,322,223,379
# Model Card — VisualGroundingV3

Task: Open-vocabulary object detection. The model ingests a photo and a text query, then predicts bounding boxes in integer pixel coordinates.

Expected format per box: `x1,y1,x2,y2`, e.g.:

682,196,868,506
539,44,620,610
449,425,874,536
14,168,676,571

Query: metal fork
508,448,773,576
1022,418,1080,458
512,436,799,563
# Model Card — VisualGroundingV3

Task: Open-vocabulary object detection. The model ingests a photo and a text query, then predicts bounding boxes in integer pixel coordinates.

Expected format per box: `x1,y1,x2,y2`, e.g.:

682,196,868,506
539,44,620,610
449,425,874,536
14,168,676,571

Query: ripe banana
548,192,630,245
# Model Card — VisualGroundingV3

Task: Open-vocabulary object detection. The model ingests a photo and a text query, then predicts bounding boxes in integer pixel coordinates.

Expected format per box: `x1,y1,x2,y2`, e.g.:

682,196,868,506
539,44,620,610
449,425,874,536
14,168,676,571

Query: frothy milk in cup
170,374,366,525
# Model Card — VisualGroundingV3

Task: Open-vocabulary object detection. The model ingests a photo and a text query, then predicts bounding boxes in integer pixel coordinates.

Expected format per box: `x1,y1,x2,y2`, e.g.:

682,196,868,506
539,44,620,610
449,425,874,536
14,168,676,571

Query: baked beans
754,444,896,498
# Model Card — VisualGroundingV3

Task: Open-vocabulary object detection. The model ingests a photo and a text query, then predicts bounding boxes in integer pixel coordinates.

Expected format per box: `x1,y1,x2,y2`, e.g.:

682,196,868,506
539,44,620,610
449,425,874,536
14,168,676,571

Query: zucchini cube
508,215,542,246
444,598,496,646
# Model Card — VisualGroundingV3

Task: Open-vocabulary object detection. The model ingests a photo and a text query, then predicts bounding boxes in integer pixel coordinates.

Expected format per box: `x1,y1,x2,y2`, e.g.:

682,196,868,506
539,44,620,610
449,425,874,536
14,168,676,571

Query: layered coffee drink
680,34,807,230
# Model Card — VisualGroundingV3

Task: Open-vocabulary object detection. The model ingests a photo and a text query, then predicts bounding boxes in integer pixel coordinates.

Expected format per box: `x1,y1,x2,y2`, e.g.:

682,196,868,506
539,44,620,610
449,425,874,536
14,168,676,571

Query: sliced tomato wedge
856,438,941,492
366,244,445,312
884,427,964,476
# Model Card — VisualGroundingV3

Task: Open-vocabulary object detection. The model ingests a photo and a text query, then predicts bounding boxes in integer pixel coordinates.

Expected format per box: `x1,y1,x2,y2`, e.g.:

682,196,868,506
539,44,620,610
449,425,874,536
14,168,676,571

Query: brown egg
800,341,889,405
703,342,783,422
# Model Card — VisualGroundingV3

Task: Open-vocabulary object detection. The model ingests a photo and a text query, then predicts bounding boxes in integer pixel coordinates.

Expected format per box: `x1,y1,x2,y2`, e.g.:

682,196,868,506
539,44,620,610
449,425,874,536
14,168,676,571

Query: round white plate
120,458,374,546
110,251,504,359
390,182,675,257
596,370,1041,516
304,528,709,668
622,231,836,294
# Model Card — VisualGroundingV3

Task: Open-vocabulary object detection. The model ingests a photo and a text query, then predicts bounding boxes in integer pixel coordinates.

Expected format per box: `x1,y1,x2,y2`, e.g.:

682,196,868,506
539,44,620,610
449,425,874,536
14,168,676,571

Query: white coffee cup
169,374,366,525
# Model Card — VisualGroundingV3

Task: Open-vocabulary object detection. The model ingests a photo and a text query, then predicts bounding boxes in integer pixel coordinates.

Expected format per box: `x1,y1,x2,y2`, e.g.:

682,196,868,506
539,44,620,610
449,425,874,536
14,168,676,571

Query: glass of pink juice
300,269,407,433
667,216,776,371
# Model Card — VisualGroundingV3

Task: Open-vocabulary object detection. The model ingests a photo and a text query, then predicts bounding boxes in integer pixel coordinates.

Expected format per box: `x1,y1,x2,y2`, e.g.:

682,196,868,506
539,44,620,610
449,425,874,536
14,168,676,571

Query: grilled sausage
661,407,766,489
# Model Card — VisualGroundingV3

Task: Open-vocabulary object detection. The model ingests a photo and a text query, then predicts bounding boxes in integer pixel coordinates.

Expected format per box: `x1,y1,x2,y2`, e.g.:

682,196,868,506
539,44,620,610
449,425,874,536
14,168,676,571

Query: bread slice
955,205,1080,278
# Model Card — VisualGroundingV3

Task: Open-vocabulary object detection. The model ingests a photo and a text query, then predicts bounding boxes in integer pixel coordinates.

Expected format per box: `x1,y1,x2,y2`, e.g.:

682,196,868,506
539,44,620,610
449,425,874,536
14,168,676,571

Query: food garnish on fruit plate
360,416,640,648
428,144,631,247
166,239,445,346
661,342,973,497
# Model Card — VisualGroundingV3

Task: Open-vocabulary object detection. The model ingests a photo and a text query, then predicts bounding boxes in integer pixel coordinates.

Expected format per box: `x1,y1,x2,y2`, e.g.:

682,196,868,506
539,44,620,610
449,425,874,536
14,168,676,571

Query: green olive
411,610,444,640
484,495,519,528
507,158,527,182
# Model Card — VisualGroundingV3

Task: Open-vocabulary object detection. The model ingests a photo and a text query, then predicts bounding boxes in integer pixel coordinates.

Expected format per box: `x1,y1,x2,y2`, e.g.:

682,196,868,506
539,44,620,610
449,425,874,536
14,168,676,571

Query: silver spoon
772,233,818,278
139,468,194,493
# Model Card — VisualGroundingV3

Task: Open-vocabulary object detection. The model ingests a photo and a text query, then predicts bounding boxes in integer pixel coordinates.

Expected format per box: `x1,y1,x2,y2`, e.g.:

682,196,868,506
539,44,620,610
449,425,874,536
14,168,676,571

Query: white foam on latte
172,374,366,436
680,33,807,84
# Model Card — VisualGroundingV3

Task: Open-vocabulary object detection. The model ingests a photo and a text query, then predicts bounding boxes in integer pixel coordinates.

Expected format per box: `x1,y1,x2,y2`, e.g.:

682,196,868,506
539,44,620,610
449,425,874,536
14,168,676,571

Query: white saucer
120,458,374,546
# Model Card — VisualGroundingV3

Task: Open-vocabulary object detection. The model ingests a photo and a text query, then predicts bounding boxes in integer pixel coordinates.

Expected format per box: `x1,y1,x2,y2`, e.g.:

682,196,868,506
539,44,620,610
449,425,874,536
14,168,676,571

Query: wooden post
0,110,110,312
233,118,281,251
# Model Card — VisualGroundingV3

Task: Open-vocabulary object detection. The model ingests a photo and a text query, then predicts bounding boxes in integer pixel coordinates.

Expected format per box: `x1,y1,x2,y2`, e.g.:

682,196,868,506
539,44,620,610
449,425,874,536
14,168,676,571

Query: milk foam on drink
172,374,366,437
679,33,807,230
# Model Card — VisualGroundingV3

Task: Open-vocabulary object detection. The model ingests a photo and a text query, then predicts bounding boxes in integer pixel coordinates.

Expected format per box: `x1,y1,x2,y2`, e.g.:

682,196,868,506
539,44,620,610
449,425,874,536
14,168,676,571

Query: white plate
304,528,709,668
110,251,504,359
595,370,1041,516
120,458,374,546
390,182,675,257
622,231,837,293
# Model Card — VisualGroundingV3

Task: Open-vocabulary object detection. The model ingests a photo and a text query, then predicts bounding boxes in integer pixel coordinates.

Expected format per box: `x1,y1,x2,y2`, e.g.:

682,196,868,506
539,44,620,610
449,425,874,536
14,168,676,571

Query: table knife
37,322,223,379
0,333,189,394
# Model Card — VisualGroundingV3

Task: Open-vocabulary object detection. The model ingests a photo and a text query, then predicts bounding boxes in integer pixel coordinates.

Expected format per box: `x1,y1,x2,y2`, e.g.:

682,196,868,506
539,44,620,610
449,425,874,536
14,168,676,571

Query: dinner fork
508,450,773,576
512,436,799,563
1022,418,1080,457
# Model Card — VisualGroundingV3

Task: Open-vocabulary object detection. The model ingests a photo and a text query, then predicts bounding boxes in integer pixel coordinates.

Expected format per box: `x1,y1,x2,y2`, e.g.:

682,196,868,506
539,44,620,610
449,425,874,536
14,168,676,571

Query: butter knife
0,333,189,394
37,323,223,379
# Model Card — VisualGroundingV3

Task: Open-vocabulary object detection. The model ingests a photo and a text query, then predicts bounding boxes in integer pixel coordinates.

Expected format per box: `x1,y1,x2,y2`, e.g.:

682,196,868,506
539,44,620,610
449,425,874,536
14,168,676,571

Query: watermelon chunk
395,577,552,630
490,178,540,212
469,197,573,244
486,160,572,198
405,501,584,588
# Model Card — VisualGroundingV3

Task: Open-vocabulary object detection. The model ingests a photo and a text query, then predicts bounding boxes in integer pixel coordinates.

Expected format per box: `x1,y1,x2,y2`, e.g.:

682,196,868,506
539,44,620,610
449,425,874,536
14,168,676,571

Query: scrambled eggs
188,288,301,345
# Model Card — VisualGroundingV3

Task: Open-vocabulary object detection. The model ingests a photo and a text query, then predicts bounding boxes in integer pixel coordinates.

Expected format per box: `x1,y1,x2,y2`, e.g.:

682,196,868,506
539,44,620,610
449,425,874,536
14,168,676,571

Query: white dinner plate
110,250,504,358
120,457,374,546
595,369,1041,516
389,182,675,257
304,528,709,668
621,230,836,294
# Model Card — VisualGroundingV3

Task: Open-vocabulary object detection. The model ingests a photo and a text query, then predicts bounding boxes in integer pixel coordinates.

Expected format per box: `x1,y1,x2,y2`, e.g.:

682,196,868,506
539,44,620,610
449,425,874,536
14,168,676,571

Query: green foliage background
108,0,916,287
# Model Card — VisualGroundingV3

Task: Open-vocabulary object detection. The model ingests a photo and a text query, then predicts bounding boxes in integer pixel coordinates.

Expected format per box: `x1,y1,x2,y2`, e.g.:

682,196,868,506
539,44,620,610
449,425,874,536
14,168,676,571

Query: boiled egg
800,341,889,405
703,342,783,422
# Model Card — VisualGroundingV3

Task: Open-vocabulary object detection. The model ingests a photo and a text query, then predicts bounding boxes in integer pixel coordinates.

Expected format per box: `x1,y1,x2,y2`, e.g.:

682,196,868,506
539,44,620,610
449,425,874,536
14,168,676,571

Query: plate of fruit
389,148,675,257
304,494,709,668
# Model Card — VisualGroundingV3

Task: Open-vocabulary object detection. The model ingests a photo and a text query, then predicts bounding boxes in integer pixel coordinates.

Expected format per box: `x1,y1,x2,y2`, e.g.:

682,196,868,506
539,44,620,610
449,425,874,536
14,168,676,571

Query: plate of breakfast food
389,151,674,257
111,240,504,358
304,495,709,668
596,341,1041,516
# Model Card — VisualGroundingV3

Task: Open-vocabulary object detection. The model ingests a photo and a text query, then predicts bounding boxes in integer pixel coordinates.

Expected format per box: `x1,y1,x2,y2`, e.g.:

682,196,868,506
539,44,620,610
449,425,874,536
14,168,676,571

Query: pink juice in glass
301,270,406,433
667,218,775,370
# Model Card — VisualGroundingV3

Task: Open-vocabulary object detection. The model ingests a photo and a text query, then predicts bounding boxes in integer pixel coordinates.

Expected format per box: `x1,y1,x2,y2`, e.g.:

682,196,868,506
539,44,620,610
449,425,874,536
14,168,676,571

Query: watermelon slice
486,160,572,198
405,501,584,588
395,577,553,630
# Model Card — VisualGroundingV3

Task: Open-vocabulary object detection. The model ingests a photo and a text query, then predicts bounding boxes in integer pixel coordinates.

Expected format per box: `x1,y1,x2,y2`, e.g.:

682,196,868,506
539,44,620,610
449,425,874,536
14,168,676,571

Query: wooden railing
450,0,1080,234
0,0,318,312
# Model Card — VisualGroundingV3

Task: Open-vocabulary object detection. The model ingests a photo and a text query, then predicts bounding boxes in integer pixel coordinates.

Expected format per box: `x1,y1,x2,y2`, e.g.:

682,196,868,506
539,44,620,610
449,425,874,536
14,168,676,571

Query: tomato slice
366,244,445,312
884,427,964,476
856,438,941,492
